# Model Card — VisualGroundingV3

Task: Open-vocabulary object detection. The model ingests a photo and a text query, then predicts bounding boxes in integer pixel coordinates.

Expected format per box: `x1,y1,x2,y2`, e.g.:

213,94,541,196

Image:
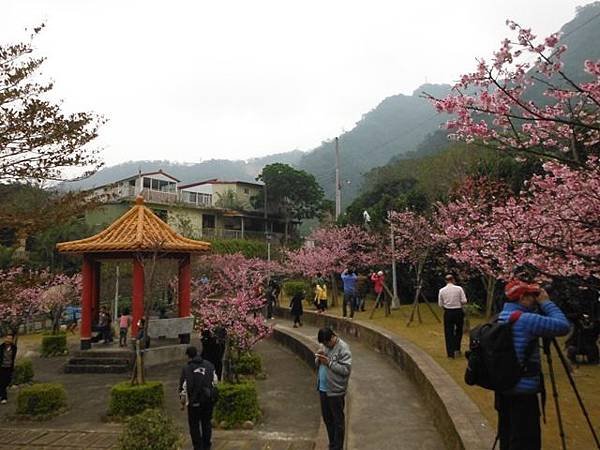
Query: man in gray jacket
316,327,352,450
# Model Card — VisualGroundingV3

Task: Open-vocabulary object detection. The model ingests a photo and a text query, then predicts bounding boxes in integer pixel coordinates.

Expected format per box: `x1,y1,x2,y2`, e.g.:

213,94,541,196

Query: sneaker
1,399,7,404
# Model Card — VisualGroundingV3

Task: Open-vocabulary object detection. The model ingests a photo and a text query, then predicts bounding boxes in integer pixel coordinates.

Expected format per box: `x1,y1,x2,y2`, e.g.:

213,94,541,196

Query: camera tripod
542,337,600,449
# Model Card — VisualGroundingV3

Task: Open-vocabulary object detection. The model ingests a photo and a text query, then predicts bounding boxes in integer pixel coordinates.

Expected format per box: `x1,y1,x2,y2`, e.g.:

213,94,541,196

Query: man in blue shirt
496,279,570,450
340,269,357,319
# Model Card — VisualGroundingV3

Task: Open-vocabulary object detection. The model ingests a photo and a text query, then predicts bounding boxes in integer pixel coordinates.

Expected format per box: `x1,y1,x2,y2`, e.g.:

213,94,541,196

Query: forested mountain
60,150,304,190
297,83,451,205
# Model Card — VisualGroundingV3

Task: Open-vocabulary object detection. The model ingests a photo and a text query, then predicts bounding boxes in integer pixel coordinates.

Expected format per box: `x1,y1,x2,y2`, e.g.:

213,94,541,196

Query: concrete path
0,338,319,450
275,320,445,450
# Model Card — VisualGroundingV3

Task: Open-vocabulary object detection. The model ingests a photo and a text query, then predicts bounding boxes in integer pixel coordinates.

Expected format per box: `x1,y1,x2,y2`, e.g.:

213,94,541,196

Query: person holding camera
315,327,352,450
179,345,218,450
496,279,570,450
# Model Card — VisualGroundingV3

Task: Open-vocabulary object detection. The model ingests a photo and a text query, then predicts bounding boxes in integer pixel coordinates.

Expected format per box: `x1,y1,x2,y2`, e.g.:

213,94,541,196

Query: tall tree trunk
330,273,338,307
483,274,496,318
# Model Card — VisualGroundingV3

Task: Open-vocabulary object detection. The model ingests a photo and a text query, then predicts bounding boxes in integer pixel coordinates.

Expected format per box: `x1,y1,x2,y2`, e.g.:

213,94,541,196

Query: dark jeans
342,293,355,318
188,404,213,450
443,308,464,357
293,314,302,326
319,392,345,450
496,393,541,450
119,328,127,346
0,368,13,400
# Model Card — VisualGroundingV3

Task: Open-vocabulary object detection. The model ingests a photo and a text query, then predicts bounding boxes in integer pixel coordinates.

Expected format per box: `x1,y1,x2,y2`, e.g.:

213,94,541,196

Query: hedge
12,358,34,385
282,280,309,298
16,383,67,417
214,381,259,427
233,352,262,376
209,238,267,259
109,381,164,417
41,333,67,357
119,409,181,450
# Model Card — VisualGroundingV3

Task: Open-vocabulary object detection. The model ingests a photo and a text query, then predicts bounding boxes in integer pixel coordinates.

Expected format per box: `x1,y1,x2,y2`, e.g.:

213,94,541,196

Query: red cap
505,279,541,301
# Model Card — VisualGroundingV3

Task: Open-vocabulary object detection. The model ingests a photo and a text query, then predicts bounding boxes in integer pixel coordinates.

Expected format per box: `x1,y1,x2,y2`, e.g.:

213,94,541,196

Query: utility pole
335,137,341,219
388,212,400,309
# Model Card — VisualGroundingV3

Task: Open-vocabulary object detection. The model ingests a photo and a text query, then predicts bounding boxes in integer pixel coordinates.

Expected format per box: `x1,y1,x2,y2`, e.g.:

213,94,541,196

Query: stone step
72,350,133,359
64,363,131,374
68,357,131,366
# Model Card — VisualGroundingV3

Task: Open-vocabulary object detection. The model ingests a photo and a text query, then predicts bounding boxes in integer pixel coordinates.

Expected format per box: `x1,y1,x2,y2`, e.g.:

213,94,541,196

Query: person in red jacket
370,271,385,309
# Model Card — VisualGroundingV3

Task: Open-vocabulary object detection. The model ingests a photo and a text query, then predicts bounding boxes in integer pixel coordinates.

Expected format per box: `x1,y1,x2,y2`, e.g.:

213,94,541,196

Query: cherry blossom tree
436,178,514,316
429,20,600,290
191,253,281,381
389,211,445,325
39,273,82,334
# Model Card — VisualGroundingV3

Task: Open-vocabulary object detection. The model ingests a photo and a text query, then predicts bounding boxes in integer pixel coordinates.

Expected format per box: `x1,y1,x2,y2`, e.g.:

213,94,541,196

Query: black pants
443,308,464,357
496,393,541,450
0,368,13,400
319,392,345,450
119,328,127,346
342,293,355,318
293,314,302,326
188,404,213,450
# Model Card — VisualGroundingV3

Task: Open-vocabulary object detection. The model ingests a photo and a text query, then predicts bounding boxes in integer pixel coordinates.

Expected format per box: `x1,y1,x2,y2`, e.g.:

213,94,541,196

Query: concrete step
64,363,130,374
67,357,131,366
71,350,133,359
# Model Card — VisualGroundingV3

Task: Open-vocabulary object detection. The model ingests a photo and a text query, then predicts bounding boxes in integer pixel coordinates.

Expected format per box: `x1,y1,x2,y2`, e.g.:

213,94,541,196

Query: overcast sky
2,0,592,166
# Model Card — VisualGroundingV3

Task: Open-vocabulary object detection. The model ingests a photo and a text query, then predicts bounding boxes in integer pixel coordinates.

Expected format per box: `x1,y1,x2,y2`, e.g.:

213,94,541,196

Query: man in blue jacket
340,268,357,319
496,279,570,450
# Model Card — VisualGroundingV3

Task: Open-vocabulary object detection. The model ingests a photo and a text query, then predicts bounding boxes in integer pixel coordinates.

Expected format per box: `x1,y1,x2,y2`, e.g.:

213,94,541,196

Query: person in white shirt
438,274,468,358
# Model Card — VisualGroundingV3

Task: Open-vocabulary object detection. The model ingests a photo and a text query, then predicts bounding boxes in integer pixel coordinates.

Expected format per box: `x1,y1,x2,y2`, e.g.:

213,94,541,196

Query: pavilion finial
135,195,144,205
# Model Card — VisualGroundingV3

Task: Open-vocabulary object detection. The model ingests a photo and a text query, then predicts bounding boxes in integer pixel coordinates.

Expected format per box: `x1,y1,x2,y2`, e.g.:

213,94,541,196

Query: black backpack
465,311,537,391
185,360,218,406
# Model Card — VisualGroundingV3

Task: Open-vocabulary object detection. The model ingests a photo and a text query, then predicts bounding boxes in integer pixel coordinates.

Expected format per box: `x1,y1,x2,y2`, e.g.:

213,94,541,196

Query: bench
147,317,195,344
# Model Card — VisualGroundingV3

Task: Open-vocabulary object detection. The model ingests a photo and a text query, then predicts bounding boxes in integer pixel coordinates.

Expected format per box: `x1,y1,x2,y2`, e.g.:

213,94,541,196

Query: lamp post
388,211,400,309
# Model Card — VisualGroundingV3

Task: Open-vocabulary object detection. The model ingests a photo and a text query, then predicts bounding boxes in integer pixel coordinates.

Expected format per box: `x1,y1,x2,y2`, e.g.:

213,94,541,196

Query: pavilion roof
56,196,211,254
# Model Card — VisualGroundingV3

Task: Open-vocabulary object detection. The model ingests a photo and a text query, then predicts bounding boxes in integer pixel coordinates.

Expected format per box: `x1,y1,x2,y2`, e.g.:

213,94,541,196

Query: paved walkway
0,338,319,450
275,320,445,450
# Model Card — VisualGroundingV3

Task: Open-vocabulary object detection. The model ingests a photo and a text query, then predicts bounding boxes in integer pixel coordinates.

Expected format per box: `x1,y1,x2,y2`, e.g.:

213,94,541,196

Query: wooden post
178,254,192,344
132,258,145,336
80,255,93,350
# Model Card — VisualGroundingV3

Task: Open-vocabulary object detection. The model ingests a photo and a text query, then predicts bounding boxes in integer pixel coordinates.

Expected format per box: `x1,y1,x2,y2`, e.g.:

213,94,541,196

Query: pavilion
57,196,211,350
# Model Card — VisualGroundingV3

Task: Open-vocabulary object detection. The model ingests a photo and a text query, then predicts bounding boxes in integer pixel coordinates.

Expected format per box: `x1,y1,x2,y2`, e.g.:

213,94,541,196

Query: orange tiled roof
56,196,210,254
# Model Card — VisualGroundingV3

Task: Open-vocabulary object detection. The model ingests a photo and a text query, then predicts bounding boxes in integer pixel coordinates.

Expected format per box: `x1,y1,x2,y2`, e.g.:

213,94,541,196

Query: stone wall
274,307,495,450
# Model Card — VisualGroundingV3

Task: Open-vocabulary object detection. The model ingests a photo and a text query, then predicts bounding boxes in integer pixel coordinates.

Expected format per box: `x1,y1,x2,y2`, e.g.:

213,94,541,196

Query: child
119,308,131,347
289,290,305,328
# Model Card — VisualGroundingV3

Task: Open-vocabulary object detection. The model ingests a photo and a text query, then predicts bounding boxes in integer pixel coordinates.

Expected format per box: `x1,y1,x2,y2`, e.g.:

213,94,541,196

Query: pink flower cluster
284,225,384,277
429,20,600,162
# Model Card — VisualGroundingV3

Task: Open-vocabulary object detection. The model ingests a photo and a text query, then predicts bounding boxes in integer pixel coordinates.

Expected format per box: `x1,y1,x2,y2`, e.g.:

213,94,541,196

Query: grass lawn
316,296,599,450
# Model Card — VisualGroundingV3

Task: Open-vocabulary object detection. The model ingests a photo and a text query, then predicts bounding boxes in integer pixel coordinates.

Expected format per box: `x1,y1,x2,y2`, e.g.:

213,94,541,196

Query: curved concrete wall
274,307,495,450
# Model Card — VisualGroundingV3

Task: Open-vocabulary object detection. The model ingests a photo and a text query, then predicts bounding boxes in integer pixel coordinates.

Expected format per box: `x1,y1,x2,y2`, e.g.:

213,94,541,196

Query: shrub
16,383,67,417
282,280,309,298
41,333,67,357
233,352,262,376
109,381,164,417
118,408,181,450
12,359,34,385
214,381,259,427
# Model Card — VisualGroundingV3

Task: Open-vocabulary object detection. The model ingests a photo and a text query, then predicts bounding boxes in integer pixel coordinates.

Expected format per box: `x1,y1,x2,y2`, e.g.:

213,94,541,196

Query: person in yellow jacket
315,274,328,313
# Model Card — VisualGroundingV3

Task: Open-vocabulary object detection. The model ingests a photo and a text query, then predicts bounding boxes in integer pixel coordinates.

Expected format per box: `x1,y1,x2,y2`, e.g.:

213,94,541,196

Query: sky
2,0,593,166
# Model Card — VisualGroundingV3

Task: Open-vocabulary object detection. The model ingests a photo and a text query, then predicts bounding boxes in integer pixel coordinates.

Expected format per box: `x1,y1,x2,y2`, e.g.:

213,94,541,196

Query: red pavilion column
91,261,101,323
178,254,191,344
80,255,93,350
132,257,145,336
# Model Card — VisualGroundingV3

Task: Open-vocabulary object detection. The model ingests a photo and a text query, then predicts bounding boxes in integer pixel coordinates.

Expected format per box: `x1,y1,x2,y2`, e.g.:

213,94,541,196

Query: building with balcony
85,170,294,243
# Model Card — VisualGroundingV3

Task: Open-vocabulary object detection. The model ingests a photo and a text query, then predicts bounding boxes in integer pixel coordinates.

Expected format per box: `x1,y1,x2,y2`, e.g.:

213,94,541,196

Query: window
243,188,249,194
129,179,136,187
143,178,151,188
203,214,215,228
